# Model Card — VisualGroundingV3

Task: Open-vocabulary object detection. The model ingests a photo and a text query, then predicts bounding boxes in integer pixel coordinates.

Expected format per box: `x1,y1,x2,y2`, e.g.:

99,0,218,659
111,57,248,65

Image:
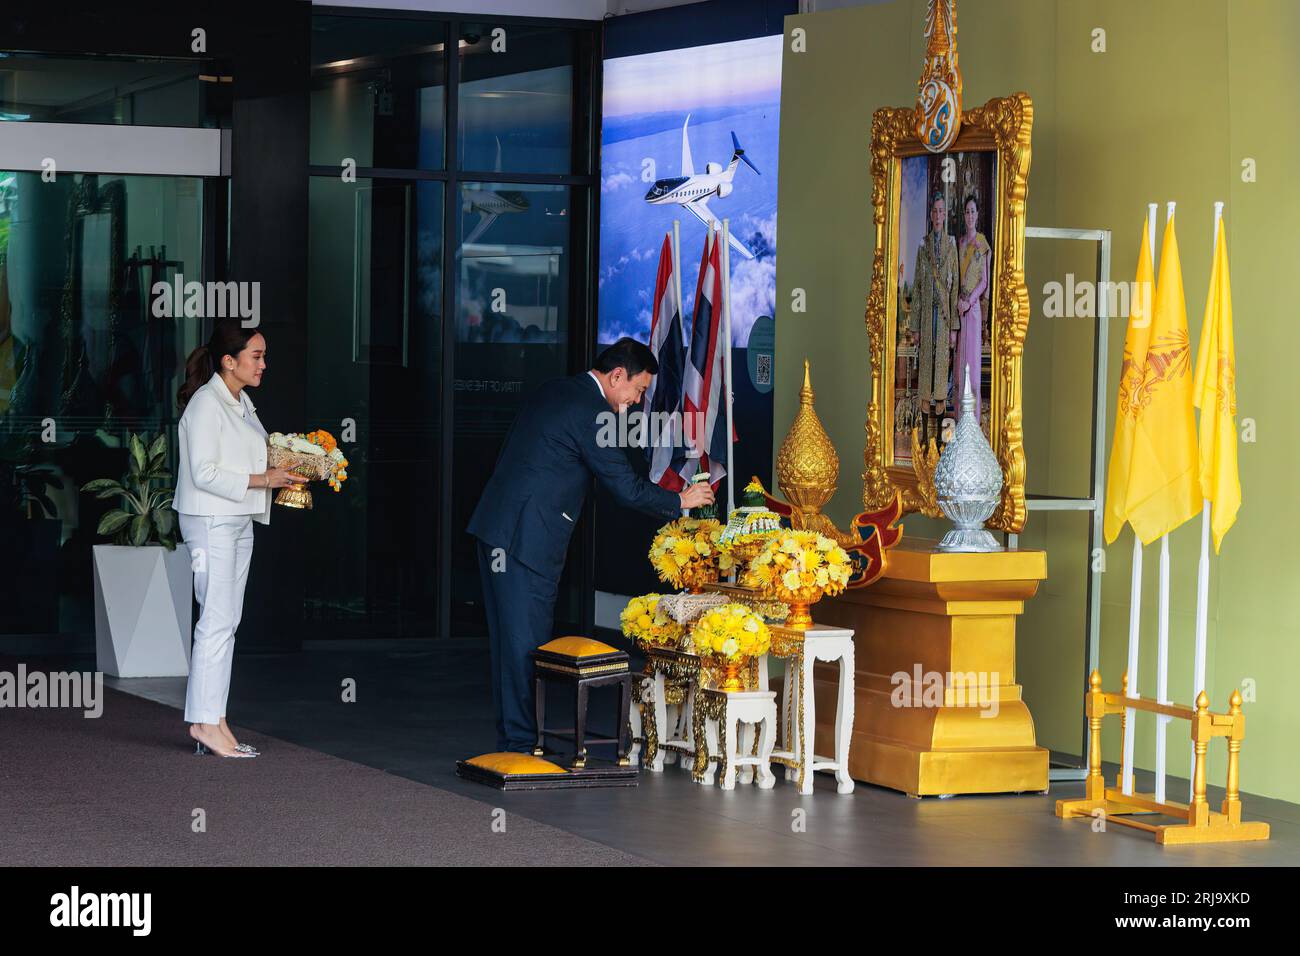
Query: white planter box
93,544,193,678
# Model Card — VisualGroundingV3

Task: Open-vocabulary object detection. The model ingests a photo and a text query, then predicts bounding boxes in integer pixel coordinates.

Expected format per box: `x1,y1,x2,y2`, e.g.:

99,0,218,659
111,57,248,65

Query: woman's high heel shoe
193,739,256,758
235,743,259,755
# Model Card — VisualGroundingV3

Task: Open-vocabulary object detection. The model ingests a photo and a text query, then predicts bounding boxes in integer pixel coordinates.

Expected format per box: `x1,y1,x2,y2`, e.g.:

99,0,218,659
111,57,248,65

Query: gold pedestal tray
267,445,333,510
813,537,1049,797
276,484,314,510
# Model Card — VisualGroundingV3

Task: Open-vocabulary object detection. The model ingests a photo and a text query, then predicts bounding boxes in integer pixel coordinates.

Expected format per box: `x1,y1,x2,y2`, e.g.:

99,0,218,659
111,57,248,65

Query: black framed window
307,7,600,640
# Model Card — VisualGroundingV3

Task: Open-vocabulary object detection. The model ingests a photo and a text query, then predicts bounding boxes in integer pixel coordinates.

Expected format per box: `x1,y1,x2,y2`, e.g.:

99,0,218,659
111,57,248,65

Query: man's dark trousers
476,539,558,752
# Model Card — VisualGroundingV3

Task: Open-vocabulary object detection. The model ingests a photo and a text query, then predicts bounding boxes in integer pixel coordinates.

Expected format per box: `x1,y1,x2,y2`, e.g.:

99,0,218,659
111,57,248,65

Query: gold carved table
813,537,1049,797
628,645,759,778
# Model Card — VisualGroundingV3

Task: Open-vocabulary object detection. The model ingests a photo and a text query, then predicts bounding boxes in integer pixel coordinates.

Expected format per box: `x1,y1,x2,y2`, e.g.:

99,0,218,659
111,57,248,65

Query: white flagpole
672,219,684,343
672,219,688,515
1153,200,1177,805
720,218,736,516
1122,202,1157,797
1189,201,1223,799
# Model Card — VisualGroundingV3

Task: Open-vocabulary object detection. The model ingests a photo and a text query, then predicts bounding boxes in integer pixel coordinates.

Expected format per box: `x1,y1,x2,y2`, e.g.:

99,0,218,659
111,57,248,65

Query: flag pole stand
1057,673,1269,845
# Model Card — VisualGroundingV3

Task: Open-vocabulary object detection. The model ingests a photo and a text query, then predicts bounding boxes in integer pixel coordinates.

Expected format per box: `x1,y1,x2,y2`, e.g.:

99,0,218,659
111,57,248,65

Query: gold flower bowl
744,580,838,630
704,654,751,692
722,537,767,568
266,446,334,510
676,561,723,594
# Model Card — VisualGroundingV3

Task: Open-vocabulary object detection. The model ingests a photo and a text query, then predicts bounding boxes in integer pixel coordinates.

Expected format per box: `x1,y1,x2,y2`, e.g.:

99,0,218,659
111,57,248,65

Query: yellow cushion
537,636,619,659
465,752,568,776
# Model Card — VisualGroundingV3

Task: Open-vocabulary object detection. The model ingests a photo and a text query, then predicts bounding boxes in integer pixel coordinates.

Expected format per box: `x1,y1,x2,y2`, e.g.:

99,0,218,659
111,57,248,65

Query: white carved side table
770,624,856,795
693,688,777,790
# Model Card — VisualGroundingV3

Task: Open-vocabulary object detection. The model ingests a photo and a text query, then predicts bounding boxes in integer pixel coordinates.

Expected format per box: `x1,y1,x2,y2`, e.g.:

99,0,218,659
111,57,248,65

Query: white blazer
174,372,272,525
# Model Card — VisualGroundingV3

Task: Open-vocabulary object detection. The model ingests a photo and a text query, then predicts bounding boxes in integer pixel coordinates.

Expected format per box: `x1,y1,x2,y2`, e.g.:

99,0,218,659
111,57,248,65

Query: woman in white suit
174,319,304,758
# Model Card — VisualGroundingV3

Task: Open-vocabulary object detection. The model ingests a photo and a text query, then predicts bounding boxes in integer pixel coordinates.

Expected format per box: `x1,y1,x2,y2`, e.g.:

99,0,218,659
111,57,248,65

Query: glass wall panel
0,171,203,635
310,17,447,170
0,52,219,127
450,181,575,636
457,23,575,175
305,176,443,637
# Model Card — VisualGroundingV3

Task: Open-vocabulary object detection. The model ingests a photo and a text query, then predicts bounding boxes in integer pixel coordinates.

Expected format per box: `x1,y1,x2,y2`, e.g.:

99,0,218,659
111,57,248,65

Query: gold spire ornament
914,0,963,152
747,359,903,592
776,360,840,519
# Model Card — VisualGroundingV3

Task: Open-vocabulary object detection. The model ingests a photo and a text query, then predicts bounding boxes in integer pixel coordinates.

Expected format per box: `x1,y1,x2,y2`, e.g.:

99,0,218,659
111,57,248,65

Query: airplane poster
598,34,782,350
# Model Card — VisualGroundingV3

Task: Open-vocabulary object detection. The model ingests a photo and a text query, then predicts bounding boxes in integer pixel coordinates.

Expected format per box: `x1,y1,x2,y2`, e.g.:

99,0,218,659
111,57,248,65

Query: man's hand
679,482,715,511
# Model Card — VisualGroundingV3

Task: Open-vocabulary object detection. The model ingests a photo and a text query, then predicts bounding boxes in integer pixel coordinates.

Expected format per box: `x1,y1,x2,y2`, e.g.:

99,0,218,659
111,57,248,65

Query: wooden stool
532,637,632,769
694,688,777,790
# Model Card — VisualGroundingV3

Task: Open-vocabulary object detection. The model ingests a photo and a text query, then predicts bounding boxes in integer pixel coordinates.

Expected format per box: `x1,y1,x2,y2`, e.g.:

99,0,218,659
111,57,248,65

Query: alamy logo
0,665,103,718
151,272,261,326
50,886,151,936
595,409,711,449
890,665,1000,718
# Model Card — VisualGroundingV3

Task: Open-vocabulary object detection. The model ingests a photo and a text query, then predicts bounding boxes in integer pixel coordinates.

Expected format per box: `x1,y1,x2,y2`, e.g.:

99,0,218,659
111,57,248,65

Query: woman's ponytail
177,345,213,410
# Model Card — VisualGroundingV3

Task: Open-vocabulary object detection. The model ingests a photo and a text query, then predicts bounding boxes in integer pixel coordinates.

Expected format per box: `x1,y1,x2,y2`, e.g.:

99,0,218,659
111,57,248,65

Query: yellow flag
1125,214,1200,544
1192,220,1239,551
1103,216,1156,544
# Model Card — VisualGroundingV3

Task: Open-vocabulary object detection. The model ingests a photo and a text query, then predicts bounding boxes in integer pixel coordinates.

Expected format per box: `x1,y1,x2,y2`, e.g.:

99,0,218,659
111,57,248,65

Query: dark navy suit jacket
467,373,682,581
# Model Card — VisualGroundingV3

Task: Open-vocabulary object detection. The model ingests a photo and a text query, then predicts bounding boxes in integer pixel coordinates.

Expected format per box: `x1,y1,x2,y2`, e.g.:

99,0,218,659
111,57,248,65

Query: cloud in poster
597,33,782,349
603,35,783,120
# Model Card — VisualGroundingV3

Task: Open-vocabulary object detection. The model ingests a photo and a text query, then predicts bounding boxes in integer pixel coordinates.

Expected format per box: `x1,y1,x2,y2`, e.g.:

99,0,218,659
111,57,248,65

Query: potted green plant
81,433,191,678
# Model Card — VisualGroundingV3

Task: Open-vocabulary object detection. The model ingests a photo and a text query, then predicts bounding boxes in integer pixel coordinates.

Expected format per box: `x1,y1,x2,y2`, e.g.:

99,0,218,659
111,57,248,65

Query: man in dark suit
467,337,715,752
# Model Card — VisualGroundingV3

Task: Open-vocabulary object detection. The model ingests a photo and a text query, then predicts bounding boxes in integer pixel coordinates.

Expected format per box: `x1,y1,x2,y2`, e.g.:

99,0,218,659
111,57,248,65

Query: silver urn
934,367,1003,553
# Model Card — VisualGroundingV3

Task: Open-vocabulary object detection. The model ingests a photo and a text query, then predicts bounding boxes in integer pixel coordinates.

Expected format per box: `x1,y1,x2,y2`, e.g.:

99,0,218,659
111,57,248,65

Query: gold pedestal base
1056,792,1271,845
275,485,313,509
813,537,1049,796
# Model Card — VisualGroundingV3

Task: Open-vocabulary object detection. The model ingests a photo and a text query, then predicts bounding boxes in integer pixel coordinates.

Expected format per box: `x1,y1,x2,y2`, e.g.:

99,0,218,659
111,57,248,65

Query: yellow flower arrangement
741,529,853,628
691,602,771,661
648,517,734,592
619,593,683,649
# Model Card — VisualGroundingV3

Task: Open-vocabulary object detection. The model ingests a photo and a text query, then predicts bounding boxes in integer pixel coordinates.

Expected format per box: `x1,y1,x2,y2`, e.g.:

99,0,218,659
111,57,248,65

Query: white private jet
644,114,760,260
461,138,530,250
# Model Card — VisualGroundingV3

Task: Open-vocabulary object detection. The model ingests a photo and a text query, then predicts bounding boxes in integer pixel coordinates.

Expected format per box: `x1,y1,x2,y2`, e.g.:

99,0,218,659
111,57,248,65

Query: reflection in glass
457,182,568,344
0,171,203,635
457,23,575,175
0,52,217,127
306,177,443,635
451,182,573,636
310,15,447,170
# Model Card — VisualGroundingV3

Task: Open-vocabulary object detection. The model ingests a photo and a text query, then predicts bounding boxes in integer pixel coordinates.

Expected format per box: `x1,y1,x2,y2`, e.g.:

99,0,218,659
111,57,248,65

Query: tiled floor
71,639,1300,867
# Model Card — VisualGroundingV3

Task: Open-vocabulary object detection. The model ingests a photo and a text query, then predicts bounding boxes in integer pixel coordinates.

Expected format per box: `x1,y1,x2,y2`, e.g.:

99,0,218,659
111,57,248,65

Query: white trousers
179,513,254,724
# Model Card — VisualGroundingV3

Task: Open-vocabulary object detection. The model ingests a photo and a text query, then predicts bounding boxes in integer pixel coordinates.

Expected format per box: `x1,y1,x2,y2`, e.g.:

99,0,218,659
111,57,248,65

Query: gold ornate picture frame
862,93,1033,533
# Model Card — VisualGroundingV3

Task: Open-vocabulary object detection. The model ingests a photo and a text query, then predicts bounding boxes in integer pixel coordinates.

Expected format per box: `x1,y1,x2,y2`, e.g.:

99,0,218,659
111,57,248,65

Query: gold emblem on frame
862,93,1033,533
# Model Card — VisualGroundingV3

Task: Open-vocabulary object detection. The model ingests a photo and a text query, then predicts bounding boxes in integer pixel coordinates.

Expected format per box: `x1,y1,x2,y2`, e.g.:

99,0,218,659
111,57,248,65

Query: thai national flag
676,227,732,489
645,233,686,491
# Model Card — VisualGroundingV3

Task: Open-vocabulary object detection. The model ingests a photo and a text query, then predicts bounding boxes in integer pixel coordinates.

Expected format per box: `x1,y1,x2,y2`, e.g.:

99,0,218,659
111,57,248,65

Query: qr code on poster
756,353,771,386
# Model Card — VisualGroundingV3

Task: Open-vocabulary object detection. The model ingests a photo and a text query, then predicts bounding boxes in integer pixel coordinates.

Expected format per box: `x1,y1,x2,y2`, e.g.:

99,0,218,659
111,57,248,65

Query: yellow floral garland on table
648,517,734,590
741,529,853,601
619,593,684,649
691,603,771,661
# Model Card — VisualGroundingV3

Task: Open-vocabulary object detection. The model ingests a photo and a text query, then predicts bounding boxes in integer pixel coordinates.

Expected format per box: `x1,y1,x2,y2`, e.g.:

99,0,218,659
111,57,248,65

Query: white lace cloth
656,591,728,625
